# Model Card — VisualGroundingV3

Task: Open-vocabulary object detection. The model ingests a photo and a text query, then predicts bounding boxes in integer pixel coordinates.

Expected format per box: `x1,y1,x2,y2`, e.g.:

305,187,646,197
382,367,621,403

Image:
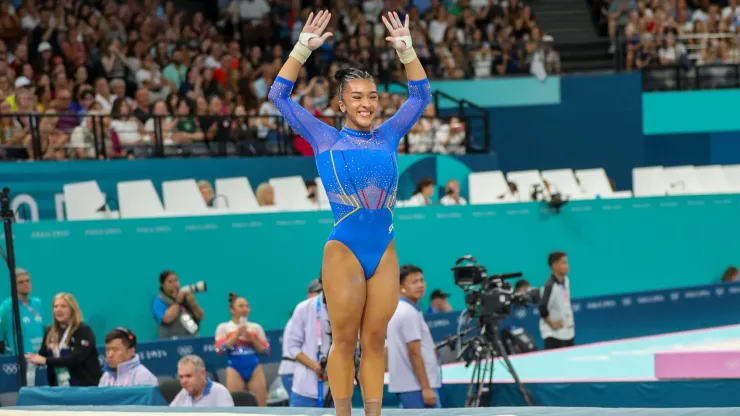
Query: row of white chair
468,168,633,204
632,165,740,197
63,176,323,221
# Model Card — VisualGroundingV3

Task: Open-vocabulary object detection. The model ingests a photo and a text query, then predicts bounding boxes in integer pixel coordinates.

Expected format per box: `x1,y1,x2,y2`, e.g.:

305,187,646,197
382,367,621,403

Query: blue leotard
269,76,431,278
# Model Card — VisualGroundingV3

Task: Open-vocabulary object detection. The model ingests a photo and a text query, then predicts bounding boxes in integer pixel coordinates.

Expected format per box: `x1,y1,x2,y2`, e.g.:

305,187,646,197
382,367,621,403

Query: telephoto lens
180,281,207,294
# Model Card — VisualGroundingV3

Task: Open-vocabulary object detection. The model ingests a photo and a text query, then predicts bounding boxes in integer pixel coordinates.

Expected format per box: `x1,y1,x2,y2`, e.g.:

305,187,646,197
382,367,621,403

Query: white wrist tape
395,35,417,64
289,33,317,64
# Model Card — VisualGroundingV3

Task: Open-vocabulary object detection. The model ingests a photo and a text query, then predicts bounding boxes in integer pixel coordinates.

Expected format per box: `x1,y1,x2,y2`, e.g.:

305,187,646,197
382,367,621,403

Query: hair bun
228,292,237,303
334,68,352,82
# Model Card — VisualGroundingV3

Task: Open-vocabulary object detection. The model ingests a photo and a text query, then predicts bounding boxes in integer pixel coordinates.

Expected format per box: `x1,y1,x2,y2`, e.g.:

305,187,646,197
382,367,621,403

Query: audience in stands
215,293,270,406
26,292,103,386
171,354,235,407
99,327,158,387
0,0,559,161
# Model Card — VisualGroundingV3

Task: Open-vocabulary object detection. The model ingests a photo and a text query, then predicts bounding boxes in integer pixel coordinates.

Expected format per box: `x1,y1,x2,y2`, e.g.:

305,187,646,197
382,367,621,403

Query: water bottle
26,363,36,387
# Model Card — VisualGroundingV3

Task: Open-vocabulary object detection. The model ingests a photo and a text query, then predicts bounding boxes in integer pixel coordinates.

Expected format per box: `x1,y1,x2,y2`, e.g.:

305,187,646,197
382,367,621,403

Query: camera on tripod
530,183,568,214
452,255,540,322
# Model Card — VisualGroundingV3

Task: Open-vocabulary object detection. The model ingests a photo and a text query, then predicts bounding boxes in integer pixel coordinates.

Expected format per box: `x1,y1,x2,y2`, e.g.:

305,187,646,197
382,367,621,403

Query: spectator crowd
0,0,559,161
601,0,740,70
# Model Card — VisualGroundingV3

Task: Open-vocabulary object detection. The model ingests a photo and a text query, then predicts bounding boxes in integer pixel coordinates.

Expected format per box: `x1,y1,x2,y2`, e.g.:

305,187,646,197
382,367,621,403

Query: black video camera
452,255,540,322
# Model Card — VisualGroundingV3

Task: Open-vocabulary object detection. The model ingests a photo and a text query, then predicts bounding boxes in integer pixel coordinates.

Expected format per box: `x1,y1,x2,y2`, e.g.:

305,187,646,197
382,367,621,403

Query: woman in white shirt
215,293,270,406
109,98,145,146
407,178,435,206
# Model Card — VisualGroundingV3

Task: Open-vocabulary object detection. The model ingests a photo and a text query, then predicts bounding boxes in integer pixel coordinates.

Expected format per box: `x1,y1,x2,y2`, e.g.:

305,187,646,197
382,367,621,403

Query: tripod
442,318,534,407
0,187,27,387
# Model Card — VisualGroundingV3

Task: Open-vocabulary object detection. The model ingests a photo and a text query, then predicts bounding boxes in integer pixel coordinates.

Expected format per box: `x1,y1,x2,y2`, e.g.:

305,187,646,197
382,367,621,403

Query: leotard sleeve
377,78,432,147
268,76,339,154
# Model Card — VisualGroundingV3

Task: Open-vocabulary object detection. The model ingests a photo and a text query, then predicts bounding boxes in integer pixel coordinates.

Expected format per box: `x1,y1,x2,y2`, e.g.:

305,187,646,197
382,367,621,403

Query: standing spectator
426,289,452,314
278,279,323,396
152,270,205,339
170,355,234,407
0,268,45,356
538,251,575,350
284,285,331,407
25,293,102,386
215,292,270,406
99,327,158,387
386,265,442,409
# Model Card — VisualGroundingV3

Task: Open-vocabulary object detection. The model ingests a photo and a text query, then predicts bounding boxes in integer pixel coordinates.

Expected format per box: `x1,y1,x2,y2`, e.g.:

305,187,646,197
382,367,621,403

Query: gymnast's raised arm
268,10,338,155
377,12,433,146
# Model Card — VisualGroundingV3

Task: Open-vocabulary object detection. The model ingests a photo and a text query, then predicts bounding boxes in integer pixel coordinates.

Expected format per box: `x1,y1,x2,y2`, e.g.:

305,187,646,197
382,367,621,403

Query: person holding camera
152,271,205,339
215,293,269,406
386,265,441,409
538,251,575,350
439,179,467,206
284,284,332,407
99,327,157,387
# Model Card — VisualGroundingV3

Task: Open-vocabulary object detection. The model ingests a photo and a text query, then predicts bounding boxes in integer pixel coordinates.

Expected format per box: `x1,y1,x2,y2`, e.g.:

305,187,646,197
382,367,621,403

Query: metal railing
0,112,485,161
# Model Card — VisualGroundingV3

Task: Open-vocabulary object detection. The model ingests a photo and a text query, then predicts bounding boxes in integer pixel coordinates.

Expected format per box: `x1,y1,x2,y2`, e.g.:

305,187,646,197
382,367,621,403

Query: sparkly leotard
268,76,432,278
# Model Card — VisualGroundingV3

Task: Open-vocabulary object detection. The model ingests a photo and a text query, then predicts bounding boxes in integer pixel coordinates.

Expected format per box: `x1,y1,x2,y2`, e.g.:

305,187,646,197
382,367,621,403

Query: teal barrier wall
382,76,562,109
2,194,738,343
643,89,740,134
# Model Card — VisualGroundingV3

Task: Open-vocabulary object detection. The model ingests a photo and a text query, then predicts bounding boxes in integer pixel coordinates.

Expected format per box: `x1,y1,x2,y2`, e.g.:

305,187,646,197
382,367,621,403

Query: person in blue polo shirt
170,355,234,407
386,264,442,409
0,268,45,356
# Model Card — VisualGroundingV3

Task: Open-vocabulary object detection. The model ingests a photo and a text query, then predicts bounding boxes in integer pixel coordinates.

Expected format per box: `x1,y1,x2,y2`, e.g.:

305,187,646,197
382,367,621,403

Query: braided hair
334,65,374,104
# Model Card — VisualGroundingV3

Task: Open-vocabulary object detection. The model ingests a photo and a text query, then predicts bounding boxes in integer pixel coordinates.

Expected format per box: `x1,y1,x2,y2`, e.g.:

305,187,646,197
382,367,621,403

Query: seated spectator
255,182,276,207
198,180,216,207
110,98,145,146
170,355,234,407
721,266,738,282
407,178,435,206
25,293,102,386
99,327,157,387
440,179,468,205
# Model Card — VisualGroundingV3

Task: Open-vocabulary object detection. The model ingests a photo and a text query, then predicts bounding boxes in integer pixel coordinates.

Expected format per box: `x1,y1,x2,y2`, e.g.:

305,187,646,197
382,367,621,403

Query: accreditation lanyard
315,295,324,408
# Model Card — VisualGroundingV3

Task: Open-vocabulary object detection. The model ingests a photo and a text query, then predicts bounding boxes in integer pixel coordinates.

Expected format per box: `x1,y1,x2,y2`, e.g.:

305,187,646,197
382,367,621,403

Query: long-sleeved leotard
268,76,432,278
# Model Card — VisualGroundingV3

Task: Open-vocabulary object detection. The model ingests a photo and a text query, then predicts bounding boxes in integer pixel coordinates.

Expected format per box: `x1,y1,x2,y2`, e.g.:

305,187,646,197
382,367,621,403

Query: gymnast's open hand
382,11,411,53
300,10,333,51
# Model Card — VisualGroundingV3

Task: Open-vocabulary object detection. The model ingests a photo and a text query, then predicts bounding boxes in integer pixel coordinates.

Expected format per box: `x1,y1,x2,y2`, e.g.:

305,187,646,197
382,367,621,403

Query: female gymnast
214,293,270,406
268,10,431,416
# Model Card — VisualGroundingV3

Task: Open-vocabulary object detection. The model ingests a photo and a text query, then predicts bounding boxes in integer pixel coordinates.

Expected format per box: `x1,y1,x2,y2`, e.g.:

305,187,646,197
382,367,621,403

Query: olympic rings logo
177,346,193,356
2,363,19,375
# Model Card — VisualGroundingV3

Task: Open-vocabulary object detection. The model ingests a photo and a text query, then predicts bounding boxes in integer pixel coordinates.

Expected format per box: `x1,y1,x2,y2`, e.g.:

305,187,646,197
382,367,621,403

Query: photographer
386,265,441,409
152,271,205,339
284,284,331,407
439,179,467,206
538,252,575,350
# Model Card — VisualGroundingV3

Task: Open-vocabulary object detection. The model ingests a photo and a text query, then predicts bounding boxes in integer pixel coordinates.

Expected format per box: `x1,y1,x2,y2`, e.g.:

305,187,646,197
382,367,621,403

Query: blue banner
0,154,497,222
2,281,739,393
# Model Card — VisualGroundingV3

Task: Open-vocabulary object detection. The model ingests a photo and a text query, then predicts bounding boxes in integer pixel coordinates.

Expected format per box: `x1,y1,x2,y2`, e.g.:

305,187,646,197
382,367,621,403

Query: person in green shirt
0,268,46,356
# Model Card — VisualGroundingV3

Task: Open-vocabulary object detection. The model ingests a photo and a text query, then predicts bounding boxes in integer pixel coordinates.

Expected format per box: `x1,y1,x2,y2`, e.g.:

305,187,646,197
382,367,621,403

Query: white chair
117,180,168,219
506,170,546,202
574,168,632,199
63,181,119,221
468,171,516,204
214,177,261,213
722,165,740,192
314,177,332,211
269,176,315,211
662,165,702,195
632,166,666,197
540,169,589,200
162,179,221,216
696,165,734,194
